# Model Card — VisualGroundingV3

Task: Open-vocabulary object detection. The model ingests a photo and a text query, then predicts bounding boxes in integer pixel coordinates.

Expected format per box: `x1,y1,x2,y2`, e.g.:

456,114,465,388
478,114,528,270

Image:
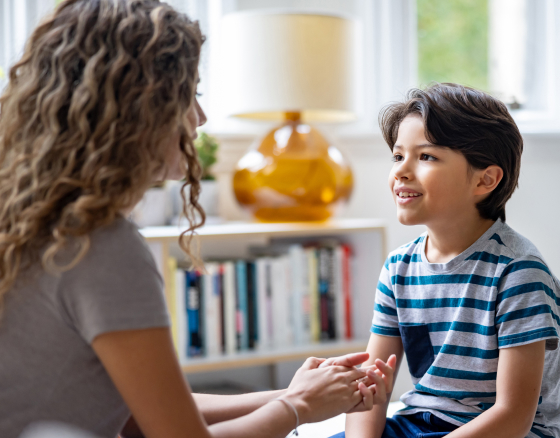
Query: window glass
417,0,489,91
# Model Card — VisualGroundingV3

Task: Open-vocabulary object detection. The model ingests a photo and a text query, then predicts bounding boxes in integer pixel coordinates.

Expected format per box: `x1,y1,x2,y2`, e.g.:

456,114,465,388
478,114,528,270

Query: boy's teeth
399,192,420,198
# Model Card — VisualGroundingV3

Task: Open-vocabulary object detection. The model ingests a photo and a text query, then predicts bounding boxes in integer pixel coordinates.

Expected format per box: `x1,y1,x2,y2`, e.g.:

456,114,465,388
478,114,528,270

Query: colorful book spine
223,261,237,355
204,262,221,356
246,261,258,350
175,267,187,362
334,246,346,340
306,248,320,343
235,260,249,350
342,244,353,339
186,270,203,357
256,258,272,349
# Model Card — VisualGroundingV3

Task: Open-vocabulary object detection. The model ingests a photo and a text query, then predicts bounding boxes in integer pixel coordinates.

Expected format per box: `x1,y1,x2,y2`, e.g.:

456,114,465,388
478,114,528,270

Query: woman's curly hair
0,0,205,312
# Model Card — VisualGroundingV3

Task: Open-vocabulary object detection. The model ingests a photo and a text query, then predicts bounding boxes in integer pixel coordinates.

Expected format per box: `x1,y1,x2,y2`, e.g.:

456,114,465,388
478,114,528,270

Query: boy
341,83,560,438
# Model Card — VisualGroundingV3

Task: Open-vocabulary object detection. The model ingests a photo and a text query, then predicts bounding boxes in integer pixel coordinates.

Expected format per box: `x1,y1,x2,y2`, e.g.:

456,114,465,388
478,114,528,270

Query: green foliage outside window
417,0,489,91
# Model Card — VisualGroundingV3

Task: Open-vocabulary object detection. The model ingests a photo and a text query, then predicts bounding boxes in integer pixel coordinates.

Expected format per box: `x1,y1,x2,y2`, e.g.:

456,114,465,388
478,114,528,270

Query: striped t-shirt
372,220,560,438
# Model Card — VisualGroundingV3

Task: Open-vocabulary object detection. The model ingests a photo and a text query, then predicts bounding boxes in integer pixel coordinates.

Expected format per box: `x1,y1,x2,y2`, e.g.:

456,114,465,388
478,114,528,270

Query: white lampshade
219,11,357,123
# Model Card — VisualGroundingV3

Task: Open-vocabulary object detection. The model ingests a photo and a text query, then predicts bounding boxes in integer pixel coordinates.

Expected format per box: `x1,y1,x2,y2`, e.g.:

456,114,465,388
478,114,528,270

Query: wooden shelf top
180,339,369,374
140,218,386,241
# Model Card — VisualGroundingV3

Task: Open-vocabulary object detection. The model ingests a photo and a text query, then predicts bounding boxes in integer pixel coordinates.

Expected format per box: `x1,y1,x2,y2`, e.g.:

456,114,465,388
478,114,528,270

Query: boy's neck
424,214,496,264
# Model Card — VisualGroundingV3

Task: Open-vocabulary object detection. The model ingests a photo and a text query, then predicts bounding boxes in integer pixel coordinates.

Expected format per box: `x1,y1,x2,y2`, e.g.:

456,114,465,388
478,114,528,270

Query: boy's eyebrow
393,143,447,150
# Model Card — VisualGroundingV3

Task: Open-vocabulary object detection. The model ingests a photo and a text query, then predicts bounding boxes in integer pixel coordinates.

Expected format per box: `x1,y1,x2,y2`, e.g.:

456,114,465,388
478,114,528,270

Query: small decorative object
194,132,220,218
131,181,169,227
220,12,356,222
233,112,353,221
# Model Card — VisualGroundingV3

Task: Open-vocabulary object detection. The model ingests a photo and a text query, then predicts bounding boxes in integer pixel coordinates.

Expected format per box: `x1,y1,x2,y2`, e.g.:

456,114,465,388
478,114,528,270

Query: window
416,0,560,132
417,0,489,91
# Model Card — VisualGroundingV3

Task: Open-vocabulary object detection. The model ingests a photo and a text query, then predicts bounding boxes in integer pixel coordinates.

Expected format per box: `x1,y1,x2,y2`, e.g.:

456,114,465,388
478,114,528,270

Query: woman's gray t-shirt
0,217,170,438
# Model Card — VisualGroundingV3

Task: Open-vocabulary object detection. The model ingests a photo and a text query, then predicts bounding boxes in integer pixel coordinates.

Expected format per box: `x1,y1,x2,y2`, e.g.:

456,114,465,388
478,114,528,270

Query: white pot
198,180,219,217
131,187,169,227
169,180,221,225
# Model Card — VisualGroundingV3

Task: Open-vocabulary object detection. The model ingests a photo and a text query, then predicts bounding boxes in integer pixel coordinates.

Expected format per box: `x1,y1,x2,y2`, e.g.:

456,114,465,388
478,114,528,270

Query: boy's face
388,114,479,228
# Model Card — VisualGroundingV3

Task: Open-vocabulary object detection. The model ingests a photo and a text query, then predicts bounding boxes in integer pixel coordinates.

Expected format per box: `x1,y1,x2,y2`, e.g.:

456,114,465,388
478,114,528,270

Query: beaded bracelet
270,398,299,436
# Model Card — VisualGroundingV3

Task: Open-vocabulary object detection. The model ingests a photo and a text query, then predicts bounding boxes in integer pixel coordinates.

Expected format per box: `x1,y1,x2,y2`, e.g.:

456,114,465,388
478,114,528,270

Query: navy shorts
329,412,458,438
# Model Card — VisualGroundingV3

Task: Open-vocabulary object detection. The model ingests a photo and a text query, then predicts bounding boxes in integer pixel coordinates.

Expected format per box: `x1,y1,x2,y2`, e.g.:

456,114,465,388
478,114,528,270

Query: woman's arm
93,327,377,438
444,340,545,438
193,390,286,425
345,333,404,438
193,352,372,424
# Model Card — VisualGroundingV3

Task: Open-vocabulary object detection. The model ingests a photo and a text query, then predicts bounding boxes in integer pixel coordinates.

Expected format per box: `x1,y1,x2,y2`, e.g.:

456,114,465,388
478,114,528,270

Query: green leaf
194,132,219,180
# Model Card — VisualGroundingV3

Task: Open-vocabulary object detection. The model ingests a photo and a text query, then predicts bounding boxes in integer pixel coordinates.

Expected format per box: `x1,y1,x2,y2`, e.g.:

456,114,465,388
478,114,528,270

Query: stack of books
167,241,354,361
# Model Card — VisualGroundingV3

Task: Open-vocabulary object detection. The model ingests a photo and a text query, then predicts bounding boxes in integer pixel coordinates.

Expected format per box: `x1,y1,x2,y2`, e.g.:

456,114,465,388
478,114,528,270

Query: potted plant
194,132,220,219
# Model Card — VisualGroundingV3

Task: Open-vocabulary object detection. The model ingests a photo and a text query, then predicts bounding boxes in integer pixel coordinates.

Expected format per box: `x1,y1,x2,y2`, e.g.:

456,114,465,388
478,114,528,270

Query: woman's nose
196,99,207,127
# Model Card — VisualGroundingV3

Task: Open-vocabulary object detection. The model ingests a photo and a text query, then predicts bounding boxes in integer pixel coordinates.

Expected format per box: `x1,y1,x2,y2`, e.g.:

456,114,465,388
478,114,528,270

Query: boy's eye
196,91,203,97
420,153,436,161
391,154,403,162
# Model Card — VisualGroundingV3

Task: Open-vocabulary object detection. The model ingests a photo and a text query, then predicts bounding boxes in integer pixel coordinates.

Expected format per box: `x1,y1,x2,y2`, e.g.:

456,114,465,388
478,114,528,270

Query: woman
0,1,395,438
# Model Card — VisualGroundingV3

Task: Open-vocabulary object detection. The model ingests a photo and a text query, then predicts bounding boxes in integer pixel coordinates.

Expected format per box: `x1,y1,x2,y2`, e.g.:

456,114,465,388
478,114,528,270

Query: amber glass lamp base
233,112,353,222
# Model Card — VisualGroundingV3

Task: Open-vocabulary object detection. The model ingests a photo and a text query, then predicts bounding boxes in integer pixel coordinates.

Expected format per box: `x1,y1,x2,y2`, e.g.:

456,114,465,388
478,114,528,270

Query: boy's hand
362,354,397,394
319,353,397,395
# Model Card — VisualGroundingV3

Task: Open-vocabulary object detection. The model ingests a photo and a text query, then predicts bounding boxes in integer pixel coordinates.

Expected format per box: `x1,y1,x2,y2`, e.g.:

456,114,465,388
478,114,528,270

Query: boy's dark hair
379,83,523,222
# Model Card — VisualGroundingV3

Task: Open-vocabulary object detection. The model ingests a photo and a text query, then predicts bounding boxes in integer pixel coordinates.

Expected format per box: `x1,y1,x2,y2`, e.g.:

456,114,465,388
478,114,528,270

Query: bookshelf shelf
140,218,387,241
180,339,369,374
139,218,387,380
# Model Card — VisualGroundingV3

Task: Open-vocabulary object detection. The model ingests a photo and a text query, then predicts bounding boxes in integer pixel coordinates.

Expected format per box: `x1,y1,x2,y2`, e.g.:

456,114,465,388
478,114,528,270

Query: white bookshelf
140,218,387,374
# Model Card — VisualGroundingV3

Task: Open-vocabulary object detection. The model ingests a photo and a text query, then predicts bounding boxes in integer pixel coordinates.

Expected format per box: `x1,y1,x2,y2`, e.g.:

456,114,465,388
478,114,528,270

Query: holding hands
279,352,397,425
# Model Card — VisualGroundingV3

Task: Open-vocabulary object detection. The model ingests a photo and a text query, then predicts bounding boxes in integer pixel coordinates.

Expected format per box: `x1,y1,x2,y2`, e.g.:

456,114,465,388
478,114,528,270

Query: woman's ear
474,165,504,196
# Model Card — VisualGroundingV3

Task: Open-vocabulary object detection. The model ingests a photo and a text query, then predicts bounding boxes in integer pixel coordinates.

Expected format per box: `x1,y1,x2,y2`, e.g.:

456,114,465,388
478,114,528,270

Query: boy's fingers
368,369,386,392
387,354,397,368
375,359,394,375
359,381,374,410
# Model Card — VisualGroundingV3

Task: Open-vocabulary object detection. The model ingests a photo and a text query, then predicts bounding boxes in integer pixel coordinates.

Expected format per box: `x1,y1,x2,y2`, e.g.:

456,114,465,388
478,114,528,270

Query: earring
394,176,398,180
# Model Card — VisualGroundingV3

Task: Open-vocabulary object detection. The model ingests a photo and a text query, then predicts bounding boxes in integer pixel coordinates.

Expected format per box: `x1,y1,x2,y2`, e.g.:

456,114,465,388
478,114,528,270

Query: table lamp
220,11,356,222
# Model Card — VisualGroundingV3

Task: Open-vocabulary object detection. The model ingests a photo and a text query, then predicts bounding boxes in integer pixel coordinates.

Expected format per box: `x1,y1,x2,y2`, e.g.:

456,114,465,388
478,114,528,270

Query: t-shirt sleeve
496,256,560,350
58,219,171,344
371,258,400,337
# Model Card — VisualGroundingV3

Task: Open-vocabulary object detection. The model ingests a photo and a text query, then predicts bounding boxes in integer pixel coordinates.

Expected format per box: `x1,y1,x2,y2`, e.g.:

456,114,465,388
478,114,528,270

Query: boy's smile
388,115,480,229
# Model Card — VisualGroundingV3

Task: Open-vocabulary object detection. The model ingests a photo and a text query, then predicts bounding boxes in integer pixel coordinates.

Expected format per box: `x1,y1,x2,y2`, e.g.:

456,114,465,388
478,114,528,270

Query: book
203,262,221,356
333,245,346,340
246,261,258,350
342,244,353,339
306,247,320,343
175,267,187,362
317,247,335,340
235,260,249,350
223,261,237,355
271,255,290,347
289,245,309,345
256,257,272,350
186,270,203,357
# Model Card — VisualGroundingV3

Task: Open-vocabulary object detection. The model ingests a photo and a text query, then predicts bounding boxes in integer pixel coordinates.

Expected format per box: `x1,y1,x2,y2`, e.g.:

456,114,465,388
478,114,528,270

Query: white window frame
0,0,54,91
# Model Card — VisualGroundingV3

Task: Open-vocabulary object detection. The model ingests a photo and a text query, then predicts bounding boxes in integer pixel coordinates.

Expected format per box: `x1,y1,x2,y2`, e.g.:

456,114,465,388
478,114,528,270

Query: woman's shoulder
84,215,153,264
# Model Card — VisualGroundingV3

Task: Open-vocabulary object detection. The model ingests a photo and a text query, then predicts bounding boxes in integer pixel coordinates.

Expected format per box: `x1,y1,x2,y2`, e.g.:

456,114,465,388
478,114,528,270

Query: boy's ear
474,165,503,196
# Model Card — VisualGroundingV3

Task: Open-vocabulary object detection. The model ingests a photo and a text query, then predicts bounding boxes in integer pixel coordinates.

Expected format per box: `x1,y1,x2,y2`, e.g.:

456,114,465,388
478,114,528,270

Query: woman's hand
280,356,376,425
320,352,398,396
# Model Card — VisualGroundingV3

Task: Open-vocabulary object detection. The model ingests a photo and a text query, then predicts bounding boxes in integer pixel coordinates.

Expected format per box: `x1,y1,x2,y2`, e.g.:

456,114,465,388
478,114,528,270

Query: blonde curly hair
0,0,205,312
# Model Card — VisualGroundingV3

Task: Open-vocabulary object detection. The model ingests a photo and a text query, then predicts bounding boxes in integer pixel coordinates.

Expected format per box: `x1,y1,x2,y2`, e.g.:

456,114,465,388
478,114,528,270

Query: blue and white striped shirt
372,220,560,438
